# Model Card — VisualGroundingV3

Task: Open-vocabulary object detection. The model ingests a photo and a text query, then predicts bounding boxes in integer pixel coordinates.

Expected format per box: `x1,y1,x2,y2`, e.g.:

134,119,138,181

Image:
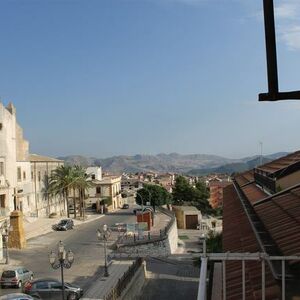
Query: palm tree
41,175,51,216
72,165,92,219
49,165,74,218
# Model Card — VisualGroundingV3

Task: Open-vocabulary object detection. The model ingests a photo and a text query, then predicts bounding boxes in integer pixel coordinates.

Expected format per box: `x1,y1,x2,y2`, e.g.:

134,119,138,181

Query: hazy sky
0,0,300,159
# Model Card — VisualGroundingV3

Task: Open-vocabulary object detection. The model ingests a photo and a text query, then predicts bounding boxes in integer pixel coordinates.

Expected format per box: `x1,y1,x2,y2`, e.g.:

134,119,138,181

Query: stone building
0,102,64,220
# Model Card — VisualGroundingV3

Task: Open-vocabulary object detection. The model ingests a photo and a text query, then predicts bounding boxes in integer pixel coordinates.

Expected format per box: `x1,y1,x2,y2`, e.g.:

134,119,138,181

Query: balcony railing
197,249,300,300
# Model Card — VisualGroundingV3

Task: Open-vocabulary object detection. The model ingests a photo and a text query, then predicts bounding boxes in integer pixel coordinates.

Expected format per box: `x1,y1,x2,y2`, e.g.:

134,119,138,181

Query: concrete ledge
146,271,199,282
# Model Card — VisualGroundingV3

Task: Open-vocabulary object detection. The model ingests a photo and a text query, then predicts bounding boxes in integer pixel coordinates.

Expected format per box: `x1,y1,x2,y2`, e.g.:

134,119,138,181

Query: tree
135,184,172,210
172,176,192,204
195,180,210,200
49,165,74,217
72,165,92,218
41,175,51,216
172,175,212,214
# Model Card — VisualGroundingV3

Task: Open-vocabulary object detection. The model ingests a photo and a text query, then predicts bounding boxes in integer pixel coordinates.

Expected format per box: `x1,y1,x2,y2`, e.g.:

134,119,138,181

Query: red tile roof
253,185,300,261
223,184,280,299
235,170,254,187
256,151,300,175
241,183,268,205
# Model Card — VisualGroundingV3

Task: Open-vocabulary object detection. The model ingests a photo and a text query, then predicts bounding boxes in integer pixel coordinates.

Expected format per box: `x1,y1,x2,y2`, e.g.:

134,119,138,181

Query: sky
0,0,300,159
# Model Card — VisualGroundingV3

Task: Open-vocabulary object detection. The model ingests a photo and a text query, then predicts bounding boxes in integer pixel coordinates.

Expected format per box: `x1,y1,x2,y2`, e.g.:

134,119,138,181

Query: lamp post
49,241,74,300
1,220,13,264
97,224,111,277
135,191,144,222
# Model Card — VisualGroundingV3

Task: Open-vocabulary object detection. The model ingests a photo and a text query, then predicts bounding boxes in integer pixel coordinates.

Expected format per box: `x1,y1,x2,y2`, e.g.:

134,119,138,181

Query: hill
58,152,288,174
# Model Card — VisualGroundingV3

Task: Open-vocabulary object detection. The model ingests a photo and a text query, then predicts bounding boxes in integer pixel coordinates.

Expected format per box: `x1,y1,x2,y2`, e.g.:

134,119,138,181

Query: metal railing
197,250,300,300
116,207,175,247
104,258,143,300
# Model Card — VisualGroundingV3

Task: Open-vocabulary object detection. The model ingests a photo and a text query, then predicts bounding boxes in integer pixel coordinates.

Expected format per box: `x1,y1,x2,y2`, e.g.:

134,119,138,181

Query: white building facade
0,102,64,219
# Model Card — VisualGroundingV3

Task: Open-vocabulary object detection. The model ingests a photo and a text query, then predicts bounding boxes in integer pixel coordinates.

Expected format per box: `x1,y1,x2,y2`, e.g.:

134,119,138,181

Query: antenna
259,141,263,166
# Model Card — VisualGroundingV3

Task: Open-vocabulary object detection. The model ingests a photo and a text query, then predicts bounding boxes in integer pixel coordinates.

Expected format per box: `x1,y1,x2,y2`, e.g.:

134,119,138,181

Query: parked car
52,219,74,231
0,267,34,289
24,279,83,300
0,293,34,300
121,204,129,209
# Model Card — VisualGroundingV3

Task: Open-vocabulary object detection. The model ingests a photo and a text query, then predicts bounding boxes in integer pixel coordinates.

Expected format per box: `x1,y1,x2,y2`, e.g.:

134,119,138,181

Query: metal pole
282,260,285,300
262,258,265,300
5,236,9,265
60,262,65,300
104,238,109,277
222,260,226,300
242,260,245,300
262,0,279,96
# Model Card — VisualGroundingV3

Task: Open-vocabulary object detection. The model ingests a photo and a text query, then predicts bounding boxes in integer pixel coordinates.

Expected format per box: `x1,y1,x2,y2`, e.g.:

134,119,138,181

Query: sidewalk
24,212,105,241
82,259,135,300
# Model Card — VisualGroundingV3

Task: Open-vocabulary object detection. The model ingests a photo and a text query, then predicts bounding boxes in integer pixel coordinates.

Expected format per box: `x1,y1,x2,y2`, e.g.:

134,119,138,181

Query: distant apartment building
155,173,175,193
0,102,63,219
208,179,231,209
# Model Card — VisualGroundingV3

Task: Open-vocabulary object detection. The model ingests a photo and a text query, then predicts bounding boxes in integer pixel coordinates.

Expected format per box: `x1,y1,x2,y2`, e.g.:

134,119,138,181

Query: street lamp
97,224,111,277
1,220,13,264
49,241,74,300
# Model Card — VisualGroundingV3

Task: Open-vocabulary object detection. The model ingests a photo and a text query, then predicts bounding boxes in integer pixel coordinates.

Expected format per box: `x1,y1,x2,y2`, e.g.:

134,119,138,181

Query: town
1,0,300,300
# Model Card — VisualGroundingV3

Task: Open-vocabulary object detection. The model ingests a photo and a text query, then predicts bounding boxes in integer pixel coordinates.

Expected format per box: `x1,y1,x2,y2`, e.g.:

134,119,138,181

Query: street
0,208,136,297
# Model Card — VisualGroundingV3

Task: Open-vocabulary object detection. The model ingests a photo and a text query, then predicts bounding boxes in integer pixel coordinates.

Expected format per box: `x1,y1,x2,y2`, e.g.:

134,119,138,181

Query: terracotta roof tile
234,170,254,187
254,186,300,260
241,183,268,205
223,185,280,299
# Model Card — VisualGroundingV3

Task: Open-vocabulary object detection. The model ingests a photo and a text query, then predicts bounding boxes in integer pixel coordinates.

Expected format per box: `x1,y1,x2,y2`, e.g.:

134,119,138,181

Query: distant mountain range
57,152,288,175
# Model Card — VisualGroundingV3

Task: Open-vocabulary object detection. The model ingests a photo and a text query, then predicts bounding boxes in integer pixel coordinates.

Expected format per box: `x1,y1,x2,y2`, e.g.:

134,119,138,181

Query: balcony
254,171,276,193
197,250,300,300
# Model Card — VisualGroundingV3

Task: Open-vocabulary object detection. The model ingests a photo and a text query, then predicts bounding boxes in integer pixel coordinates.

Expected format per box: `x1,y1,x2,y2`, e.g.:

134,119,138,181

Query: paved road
0,209,136,297
142,279,198,300
140,257,199,300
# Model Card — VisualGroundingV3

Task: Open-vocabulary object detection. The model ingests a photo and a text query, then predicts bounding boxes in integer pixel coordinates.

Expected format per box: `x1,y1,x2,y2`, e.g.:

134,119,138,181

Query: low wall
114,216,178,257
119,261,147,300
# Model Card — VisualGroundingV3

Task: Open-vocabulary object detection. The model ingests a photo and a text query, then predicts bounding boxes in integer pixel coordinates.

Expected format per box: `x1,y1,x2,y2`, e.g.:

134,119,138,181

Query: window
38,171,41,181
49,281,62,289
31,171,34,180
0,195,5,208
23,171,26,180
96,187,101,194
0,162,4,176
17,167,22,182
35,281,49,289
92,174,96,180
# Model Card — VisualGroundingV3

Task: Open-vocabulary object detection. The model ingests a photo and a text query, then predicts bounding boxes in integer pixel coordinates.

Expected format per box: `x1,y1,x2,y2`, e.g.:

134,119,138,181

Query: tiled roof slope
241,183,268,205
223,184,280,300
235,170,254,187
29,154,63,162
253,185,300,260
256,151,300,175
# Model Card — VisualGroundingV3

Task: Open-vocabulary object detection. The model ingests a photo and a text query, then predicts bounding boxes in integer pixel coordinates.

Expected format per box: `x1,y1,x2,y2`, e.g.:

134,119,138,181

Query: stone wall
114,215,178,258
